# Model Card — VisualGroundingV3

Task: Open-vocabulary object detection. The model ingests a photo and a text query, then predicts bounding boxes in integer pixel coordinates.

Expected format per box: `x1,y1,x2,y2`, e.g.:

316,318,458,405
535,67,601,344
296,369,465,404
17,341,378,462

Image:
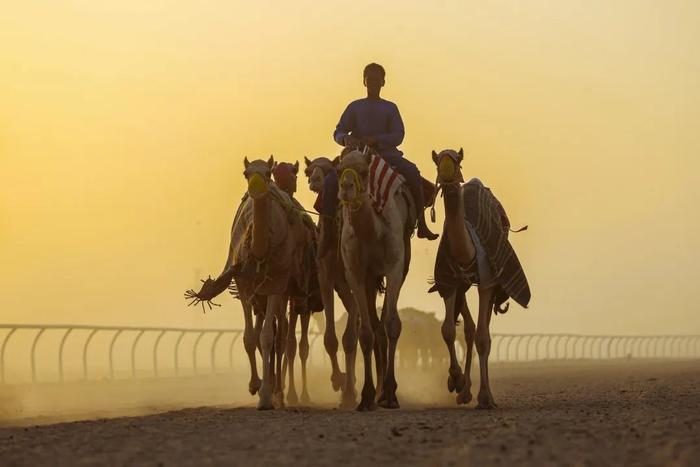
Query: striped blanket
368,155,404,213
429,180,531,311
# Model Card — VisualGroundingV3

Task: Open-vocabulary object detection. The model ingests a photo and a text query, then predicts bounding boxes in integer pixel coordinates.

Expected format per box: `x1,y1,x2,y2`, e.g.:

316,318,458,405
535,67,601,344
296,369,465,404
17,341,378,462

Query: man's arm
375,103,405,149
333,103,355,146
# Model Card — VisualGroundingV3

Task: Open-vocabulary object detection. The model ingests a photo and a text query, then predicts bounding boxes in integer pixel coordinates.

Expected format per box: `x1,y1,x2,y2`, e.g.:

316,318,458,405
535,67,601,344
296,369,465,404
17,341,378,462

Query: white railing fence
1,324,698,384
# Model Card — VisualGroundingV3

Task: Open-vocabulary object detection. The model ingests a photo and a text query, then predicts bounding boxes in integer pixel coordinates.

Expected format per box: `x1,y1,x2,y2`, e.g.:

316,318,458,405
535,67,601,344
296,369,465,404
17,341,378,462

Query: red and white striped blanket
368,155,405,213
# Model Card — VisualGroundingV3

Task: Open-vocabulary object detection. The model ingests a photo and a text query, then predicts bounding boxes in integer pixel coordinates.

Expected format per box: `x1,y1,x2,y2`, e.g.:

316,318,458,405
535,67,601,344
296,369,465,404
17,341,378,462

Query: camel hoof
300,391,311,405
331,372,346,392
249,377,262,395
476,393,497,410
377,395,400,409
257,394,274,411
456,390,473,405
287,389,299,406
355,399,378,412
273,391,285,409
339,398,356,410
447,371,464,393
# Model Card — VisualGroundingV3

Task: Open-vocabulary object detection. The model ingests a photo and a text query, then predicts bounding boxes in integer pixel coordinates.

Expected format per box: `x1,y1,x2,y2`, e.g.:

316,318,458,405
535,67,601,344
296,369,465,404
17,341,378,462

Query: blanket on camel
429,180,530,311
226,186,321,313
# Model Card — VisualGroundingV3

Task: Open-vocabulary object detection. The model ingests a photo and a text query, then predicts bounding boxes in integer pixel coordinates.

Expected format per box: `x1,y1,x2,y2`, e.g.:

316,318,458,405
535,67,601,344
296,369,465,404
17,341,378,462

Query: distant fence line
0,324,698,384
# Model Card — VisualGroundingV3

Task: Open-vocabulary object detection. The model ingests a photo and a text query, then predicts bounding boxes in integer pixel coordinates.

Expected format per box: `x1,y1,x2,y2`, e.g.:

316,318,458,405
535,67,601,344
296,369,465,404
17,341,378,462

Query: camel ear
293,161,299,174
332,156,340,167
432,150,439,163
304,156,312,167
267,155,275,169
244,157,250,169
458,147,464,159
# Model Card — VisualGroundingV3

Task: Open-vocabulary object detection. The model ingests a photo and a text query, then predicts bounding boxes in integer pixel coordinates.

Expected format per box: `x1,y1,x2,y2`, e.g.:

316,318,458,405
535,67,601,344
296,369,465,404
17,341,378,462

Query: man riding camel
318,62,438,252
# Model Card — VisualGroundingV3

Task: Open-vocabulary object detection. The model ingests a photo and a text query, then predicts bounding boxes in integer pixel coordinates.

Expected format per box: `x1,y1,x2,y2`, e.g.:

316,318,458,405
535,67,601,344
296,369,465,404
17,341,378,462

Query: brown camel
303,156,359,407
430,148,530,409
272,160,323,405
185,156,306,410
337,149,416,411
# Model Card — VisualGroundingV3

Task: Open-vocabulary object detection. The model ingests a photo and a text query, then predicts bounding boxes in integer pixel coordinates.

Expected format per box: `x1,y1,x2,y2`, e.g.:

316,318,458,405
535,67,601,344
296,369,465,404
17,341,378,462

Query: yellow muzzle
247,173,269,198
438,156,457,182
339,168,364,210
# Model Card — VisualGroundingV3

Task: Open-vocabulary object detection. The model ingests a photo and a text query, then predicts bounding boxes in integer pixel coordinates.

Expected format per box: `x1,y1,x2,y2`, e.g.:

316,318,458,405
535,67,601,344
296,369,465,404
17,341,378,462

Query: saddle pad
369,155,404,213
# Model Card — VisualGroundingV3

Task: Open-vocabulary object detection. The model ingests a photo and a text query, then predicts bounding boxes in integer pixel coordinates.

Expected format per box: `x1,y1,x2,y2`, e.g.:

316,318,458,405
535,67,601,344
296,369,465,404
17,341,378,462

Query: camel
185,156,307,410
337,149,416,410
303,156,359,407
271,160,323,405
429,148,530,409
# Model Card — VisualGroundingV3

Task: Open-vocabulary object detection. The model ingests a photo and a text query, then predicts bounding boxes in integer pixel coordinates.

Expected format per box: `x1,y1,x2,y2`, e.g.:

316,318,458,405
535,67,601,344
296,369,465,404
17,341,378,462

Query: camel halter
429,153,463,222
339,167,365,212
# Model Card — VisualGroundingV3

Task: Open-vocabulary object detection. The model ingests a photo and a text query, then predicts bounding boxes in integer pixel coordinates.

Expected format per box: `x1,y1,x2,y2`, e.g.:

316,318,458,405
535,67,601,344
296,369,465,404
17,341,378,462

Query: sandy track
1,360,699,466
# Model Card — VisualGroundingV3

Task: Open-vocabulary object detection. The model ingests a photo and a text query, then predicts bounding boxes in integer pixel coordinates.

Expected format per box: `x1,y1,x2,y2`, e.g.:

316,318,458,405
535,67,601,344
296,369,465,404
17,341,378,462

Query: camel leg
457,293,475,404
299,311,311,404
475,286,497,409
441,292,465,397
338,280,358,408
319,265,344,392
258,295,283,410
378,268,403,409
273,302,287,409
369,285,386,403
285,306,299,405
347,274,376,411
242,301,261,395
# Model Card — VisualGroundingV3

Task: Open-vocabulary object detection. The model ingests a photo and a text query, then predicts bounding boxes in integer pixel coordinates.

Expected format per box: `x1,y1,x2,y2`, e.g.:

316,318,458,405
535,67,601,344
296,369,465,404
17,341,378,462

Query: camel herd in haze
185,147,530,411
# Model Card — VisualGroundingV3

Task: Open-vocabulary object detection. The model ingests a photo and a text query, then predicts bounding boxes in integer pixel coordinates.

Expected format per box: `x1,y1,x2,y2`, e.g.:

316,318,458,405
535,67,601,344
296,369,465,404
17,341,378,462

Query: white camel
337,149,416,410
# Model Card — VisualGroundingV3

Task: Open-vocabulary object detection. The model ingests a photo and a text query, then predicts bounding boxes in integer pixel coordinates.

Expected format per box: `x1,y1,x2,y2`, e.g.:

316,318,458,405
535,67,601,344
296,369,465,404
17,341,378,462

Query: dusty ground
0,360,699,466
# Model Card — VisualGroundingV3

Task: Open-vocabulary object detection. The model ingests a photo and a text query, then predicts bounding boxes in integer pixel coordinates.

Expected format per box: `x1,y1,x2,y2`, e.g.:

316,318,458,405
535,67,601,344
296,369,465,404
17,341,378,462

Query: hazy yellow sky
1,0,699,335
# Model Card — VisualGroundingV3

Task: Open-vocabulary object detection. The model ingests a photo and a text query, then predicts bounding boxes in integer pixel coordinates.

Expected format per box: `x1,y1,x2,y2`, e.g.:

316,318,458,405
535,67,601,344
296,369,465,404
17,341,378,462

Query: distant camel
430,149,530,409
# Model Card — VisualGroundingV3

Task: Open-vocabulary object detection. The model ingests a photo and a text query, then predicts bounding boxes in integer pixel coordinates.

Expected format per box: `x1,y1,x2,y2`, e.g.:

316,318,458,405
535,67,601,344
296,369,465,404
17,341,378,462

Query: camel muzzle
247,173,270,199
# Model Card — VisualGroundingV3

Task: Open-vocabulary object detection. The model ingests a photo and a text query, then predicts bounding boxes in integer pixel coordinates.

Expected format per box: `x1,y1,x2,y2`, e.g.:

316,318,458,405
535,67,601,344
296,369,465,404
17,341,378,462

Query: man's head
363,63,385,97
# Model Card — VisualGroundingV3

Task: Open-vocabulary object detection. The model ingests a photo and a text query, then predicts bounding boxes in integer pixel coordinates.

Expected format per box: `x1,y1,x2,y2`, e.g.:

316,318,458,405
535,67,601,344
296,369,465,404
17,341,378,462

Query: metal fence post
58,328,74,382
0,328,18,383
30,329,46,383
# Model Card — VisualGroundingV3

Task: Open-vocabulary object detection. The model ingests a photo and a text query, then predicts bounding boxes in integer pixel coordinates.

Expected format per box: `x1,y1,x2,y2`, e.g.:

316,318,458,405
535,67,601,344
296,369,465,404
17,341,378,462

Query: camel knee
475,328,491,356
299,337,310,361
324,330,338,354
441,320,456,345
342,313,358,351
260,325,275,353
244,330,257,355
359,323,374,354
384,314,401,341
286,333,297,359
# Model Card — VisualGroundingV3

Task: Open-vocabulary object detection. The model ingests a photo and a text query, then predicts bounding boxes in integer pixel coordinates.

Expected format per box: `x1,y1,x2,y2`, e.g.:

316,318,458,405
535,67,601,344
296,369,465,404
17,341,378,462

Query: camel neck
347,196,377,241
443,186,462,220
251,194,270,259
442,184,476,265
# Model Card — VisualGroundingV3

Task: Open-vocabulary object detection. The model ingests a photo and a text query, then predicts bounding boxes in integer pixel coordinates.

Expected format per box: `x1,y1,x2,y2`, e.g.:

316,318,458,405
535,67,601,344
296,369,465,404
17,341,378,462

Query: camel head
243,155,275,199
304,156,339,193
431,148,464,186
338,149,372,209
272,160,299,196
